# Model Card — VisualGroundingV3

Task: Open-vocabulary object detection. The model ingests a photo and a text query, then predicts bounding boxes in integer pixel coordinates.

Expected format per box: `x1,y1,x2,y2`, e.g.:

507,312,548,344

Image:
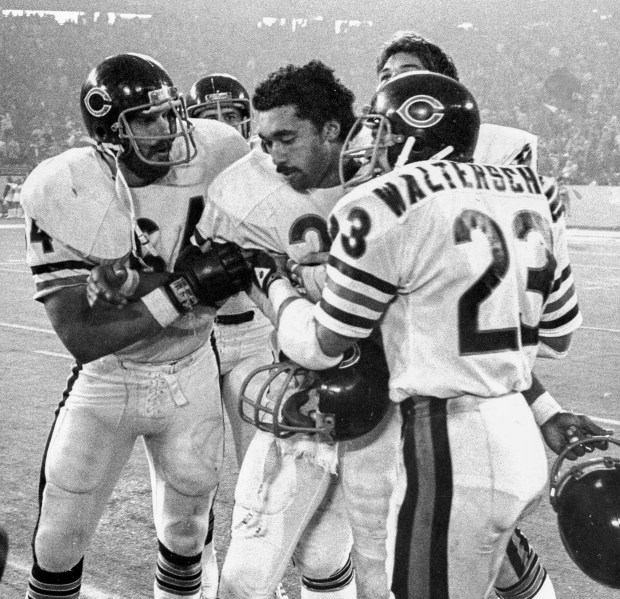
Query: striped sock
301,554,356,599
26,559,83,599
155,540,202,598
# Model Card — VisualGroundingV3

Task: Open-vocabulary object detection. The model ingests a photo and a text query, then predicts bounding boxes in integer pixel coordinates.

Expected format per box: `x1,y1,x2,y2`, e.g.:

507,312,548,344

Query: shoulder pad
475,124,538,167
21,148,131,261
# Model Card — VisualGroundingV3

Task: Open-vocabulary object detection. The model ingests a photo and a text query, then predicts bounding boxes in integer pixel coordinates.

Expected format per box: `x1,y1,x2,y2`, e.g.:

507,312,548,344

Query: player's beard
122,144,171,184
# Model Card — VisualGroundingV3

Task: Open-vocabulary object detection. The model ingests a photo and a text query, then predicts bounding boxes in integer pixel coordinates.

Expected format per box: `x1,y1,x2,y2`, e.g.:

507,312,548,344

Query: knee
162,516,209,557
34,526,87,572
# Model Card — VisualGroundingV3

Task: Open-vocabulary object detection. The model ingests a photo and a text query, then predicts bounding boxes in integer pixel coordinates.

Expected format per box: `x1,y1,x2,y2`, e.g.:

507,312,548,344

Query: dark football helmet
187,73,252,139
239,339,390,443
549,435,620,588
80,53,196,166
340,71,480,188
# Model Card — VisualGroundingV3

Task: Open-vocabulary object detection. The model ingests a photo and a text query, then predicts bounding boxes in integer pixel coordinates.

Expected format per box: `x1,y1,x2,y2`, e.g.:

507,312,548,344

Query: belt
215,310,255,325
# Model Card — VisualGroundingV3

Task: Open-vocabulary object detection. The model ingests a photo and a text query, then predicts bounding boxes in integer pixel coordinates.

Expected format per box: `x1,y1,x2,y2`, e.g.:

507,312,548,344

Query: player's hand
287,257,328,303
86,261,138,309
540,411,613,460
245,249,288,295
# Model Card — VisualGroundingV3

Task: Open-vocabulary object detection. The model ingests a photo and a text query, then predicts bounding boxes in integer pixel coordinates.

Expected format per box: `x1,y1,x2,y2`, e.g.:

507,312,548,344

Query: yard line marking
7,558,115,599
0,321,54,334
573,262,620,270
34,350,72,359
592,417,620,426
581,325,620,334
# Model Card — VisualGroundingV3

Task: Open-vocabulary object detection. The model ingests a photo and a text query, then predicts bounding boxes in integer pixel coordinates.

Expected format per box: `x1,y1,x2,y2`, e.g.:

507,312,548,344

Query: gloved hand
246,249,288,295
167,241,252,311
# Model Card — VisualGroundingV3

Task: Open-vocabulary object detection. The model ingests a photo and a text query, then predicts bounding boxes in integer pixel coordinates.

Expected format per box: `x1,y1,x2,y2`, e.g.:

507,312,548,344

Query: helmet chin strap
430,145,454,161
394,136,416,169
94,140,162,270
393,138,455,170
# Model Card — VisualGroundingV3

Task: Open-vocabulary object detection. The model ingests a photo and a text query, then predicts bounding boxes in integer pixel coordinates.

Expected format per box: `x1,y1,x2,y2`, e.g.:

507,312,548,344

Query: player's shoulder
475,123,538,167
22,146,104,217
22,146,131,259
185,118,249,177
209,147,284,206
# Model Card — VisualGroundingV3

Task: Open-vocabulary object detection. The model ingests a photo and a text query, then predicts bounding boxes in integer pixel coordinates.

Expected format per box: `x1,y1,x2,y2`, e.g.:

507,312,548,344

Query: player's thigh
146,347,224,497
36,360,135,569
221,349,275,463
339,402,403,599
293,476,352,580
393,394,547,599
221,432,333,596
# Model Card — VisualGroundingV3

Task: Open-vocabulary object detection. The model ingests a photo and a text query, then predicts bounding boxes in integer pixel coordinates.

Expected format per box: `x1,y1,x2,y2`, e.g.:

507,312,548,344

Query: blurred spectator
0,4,617,185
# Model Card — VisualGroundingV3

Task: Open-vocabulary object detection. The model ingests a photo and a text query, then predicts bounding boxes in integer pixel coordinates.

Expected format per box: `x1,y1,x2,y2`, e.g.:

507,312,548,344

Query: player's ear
322,120,341,142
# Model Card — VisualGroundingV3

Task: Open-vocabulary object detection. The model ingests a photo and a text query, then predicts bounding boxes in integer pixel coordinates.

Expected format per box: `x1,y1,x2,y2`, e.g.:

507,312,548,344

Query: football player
21,53,250,599
188,73,253,140
86,62,363,599
289,31,609,598
188,71,276,599
373,31,611,599
250,70,604,598
194,61,375,599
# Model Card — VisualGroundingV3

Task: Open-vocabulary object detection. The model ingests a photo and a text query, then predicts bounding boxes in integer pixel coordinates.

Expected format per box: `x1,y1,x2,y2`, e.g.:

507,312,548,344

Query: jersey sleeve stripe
549,264,573,294
318,298,379,332
328,254,398,296
325,277,390,314
539,303,581,331
31,260,94,275
544,282,577,314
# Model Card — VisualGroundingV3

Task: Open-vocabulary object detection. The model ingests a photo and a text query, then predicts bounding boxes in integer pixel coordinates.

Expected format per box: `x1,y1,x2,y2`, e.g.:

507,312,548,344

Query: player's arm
52,242,251,363
43,284,173,363
524,371,612,459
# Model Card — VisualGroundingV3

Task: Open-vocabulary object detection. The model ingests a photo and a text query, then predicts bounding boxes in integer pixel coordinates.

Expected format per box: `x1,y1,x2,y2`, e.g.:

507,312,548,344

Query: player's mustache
276,165,298,175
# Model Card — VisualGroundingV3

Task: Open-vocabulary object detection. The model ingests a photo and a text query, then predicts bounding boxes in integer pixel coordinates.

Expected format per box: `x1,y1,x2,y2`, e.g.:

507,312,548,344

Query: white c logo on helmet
84,87,112,117
396,95,444,128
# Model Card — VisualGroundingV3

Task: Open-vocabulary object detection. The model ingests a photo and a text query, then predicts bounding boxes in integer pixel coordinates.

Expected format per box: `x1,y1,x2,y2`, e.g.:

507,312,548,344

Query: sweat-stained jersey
21,118,249,363
197,147,345,261
316,160,568,401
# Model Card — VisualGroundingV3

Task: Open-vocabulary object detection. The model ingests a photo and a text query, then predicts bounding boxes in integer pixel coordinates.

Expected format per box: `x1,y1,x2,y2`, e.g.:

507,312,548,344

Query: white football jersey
316,160,563,401
474,123,581,337
22,118,249,362
197,148,345,261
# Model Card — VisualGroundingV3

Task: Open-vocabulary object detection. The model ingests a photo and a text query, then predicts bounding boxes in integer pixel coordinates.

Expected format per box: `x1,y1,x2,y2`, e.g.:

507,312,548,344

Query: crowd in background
0,0,619,185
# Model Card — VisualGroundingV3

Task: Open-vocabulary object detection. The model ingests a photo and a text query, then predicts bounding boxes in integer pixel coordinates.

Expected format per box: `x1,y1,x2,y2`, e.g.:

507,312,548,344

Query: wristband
118,268,140,297
530,391,563,426
165,275,200,313
142,287,182,328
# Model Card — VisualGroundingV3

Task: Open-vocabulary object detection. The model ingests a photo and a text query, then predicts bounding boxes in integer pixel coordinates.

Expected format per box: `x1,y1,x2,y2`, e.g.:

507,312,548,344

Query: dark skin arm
524,372,612,460
45,281,173,364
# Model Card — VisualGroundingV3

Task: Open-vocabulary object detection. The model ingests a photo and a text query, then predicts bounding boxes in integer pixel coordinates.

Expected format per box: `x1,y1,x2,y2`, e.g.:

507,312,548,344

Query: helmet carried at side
187,73,252,139
549,435,620,588
239,340,390,443
80,53,196,166
340,71,480,189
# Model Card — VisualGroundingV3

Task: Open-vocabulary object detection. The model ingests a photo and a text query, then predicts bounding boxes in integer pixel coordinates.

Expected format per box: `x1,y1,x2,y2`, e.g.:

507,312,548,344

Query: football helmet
187,73,252,139
239,339,390,443
80,53,196,166
549,435,620,588
340,71,480,189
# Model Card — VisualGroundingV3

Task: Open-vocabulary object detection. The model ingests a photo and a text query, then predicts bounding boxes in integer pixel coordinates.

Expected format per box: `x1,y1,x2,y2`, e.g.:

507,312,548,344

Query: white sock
200,542,219,599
